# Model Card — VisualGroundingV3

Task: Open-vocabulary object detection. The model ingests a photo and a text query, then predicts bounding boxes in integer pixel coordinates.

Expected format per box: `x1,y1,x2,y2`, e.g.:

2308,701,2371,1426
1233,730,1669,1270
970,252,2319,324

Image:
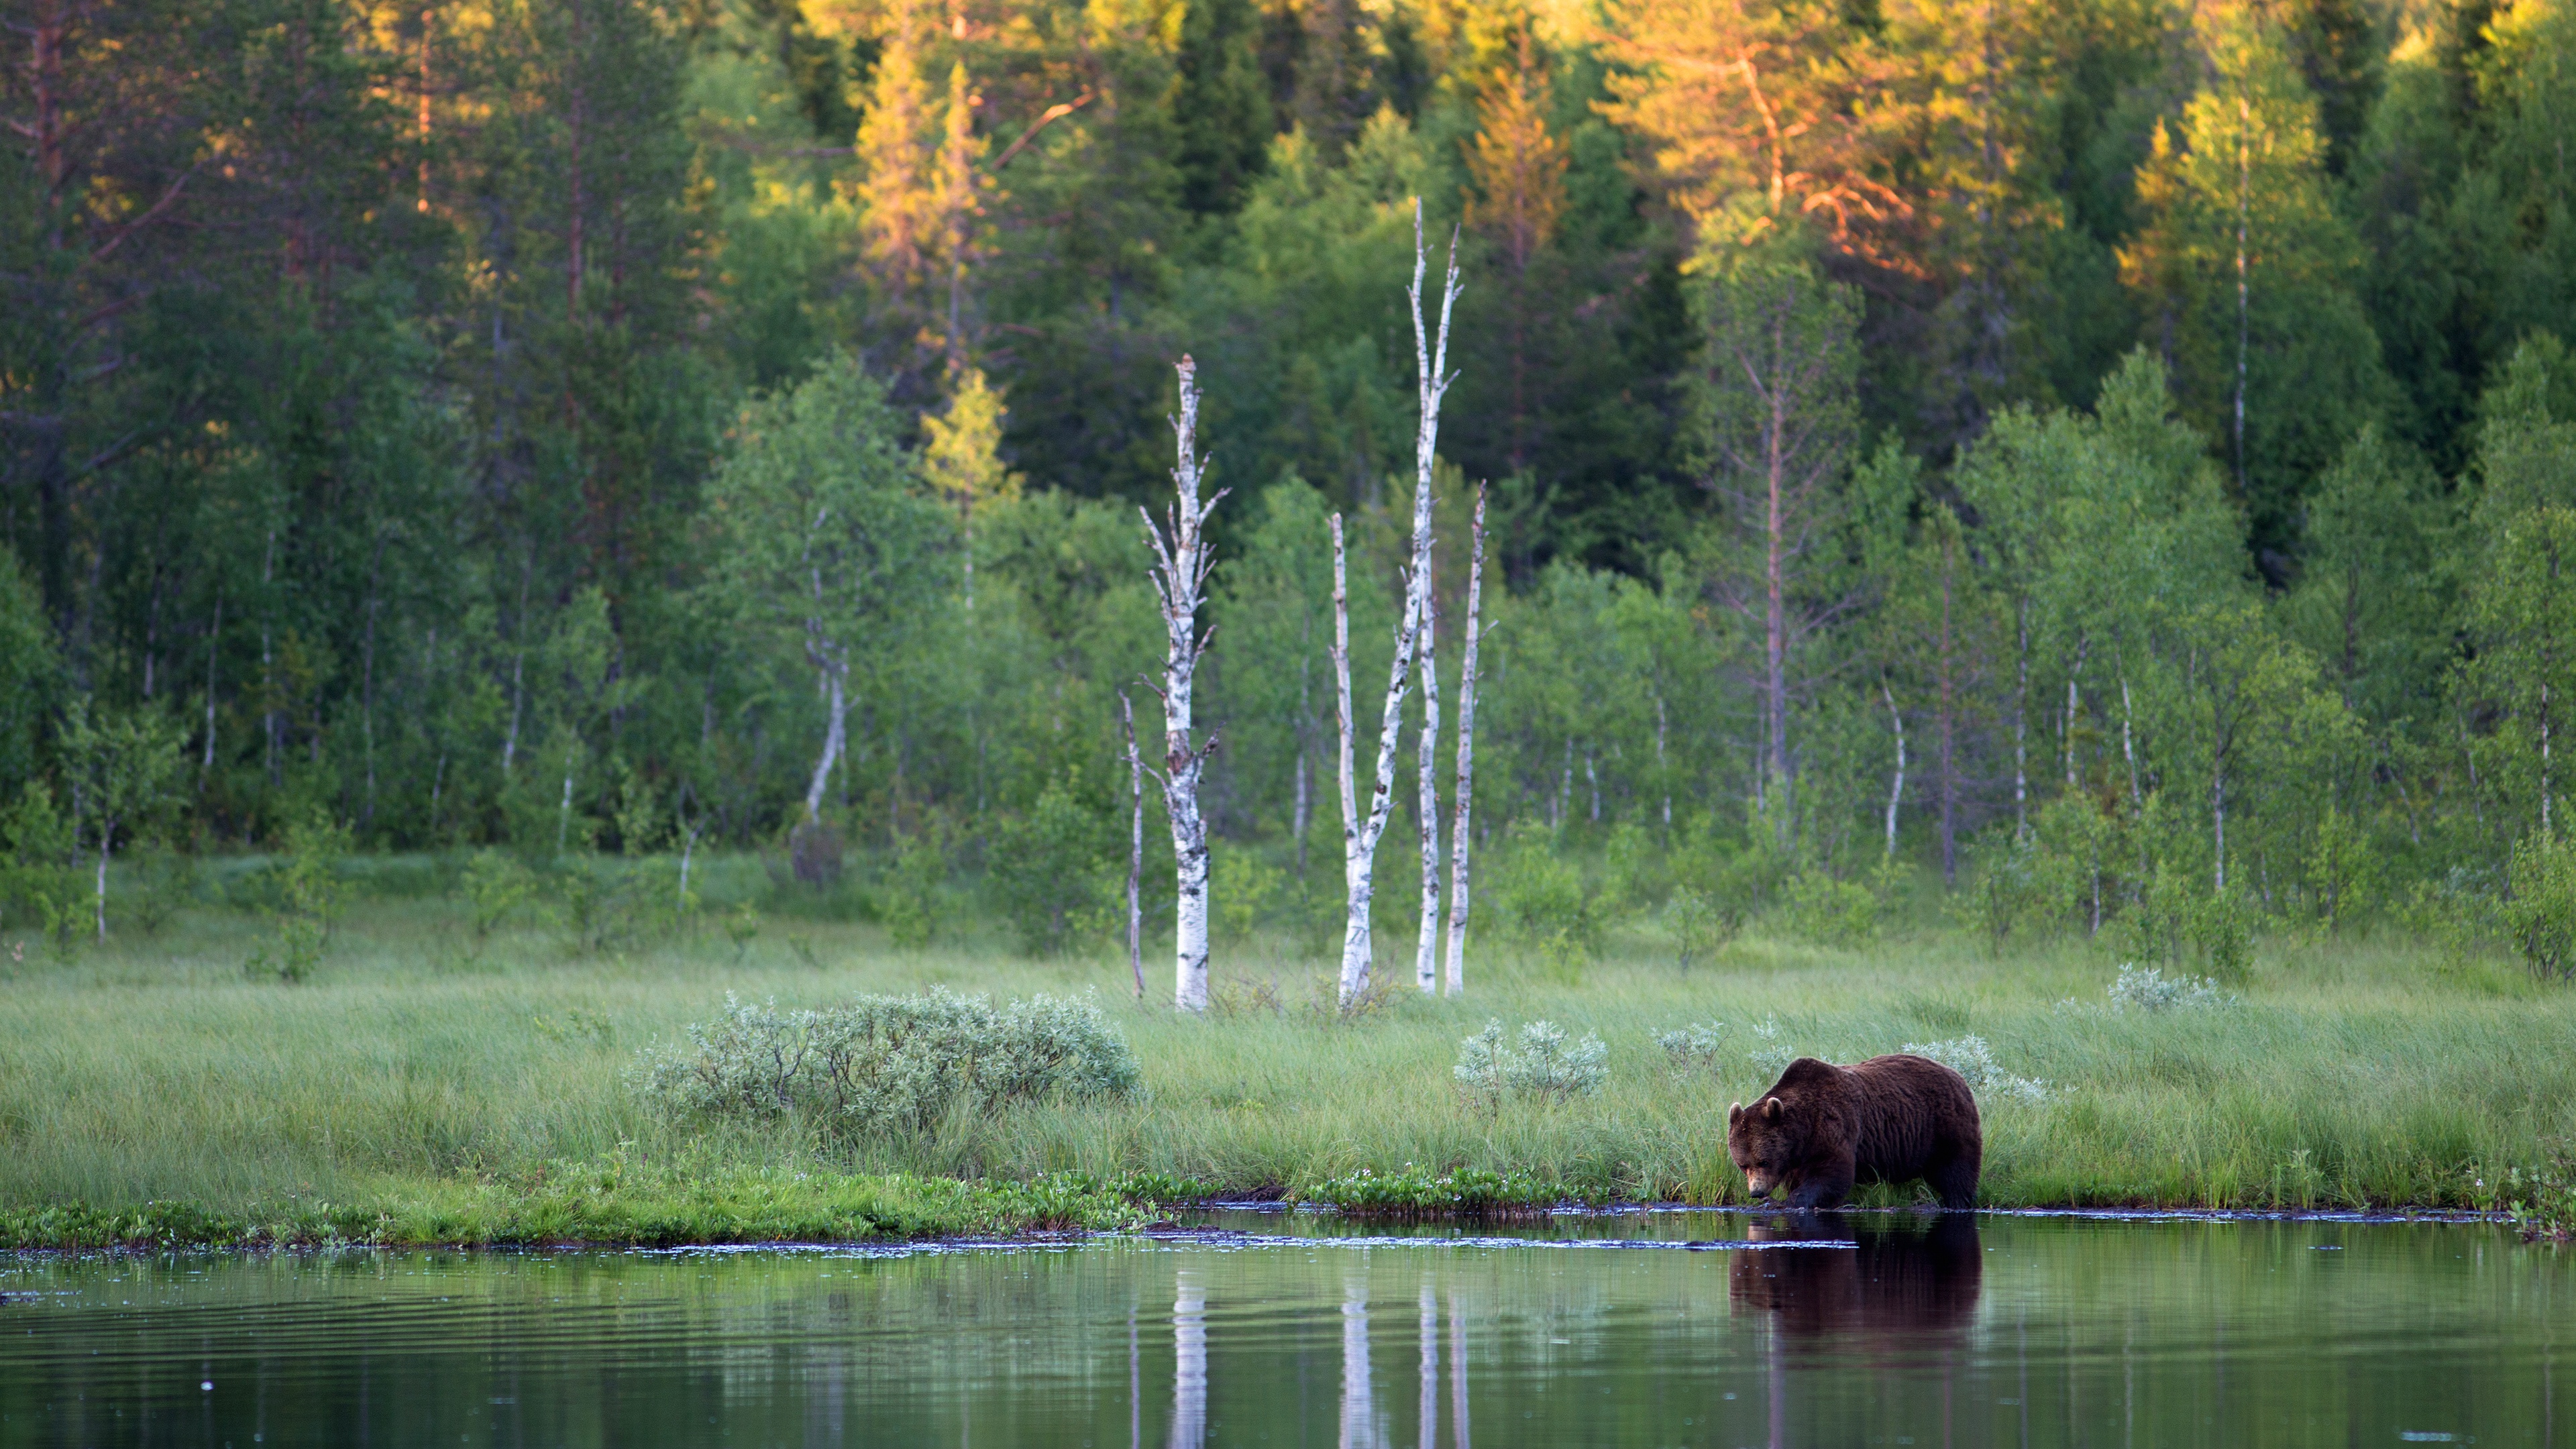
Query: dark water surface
3,1210,2568,1446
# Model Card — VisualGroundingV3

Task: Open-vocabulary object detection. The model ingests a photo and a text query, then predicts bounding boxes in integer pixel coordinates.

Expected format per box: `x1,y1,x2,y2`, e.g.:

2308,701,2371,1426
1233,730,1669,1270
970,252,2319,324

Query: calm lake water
3,1210,2568,1447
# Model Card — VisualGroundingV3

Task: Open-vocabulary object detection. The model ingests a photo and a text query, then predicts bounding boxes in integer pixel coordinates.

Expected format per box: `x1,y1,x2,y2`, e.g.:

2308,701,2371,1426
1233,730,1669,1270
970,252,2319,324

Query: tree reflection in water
1171,1269,1205,1449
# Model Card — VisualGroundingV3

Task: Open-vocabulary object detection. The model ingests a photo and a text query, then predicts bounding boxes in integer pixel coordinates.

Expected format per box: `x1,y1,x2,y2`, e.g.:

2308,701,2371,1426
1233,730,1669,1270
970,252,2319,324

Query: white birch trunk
1415,553,1441,994
1122,689,1146,999
201,594,221,775
1342,203,1460,1007
1882,675,1905,859
802,652,847,824
2065,636,2090,790
93,816,111,942
1654,692,1671,828
1339,1274,1373,1449
2121,675,2141,809
1141,357,1225,1014
1448,1293,1469,1449
1332,511,1357,868
1171,1271,1207,1449
1442,488,1487,997
1417,1284,1438,1449
678,790,704,912
2013,600,2029,837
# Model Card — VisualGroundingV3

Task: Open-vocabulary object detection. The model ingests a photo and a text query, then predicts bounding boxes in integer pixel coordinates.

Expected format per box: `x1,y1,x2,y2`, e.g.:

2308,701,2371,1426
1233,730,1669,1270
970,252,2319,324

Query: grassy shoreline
6,861,2573,1241
0,1168,1167,1252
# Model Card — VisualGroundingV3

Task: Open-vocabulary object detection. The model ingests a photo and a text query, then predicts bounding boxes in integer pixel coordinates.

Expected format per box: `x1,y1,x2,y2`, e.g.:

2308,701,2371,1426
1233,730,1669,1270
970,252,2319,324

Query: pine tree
1462,20,1566,471
2119,0,2392,561
1173,0,1273,214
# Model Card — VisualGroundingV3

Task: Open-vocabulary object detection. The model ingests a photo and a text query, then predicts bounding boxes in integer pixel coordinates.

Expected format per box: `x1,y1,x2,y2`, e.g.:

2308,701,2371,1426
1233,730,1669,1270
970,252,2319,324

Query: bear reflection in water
1729,1212,1983,1341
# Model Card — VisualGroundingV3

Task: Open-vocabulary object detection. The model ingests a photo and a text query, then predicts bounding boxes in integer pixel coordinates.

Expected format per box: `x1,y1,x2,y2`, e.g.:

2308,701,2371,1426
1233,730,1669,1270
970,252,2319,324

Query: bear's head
1727,1095,1809,1199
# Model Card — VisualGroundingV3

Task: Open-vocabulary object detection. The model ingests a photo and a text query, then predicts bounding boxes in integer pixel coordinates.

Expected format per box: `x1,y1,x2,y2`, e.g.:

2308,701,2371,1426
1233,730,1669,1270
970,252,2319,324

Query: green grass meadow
3,853,2572,1243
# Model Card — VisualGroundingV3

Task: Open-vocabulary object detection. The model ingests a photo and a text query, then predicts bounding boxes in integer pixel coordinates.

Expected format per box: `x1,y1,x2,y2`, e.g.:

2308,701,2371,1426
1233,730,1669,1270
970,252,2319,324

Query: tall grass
1,855,2569,1218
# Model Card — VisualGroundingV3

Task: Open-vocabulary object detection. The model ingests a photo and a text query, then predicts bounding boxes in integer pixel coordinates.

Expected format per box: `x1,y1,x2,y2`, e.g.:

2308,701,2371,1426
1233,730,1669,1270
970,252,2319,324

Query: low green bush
1899,1034,2048,1104
2504,833,2576,981
638,987,1141,1146
1487,821,1596,953
1654,1020,1727,1077
2106,962,2227,1012
1299,1163,1557,1214
1453,1018,1607,1106
985,776,1116,955
1782,869,1877,947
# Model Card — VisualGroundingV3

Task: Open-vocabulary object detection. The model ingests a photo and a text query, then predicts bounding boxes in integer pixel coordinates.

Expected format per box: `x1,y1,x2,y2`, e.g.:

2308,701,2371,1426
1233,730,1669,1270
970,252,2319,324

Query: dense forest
5,0,2576,970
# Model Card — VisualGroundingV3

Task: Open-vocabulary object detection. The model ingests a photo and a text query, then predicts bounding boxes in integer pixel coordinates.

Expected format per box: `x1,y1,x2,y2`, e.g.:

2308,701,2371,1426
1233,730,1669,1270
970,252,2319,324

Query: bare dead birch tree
1340,205,1460,1007
1141,356,1224,1013
1120,688,1146,999
1330,508,1358,912
1442,486,1488,996
1411,207,1464,995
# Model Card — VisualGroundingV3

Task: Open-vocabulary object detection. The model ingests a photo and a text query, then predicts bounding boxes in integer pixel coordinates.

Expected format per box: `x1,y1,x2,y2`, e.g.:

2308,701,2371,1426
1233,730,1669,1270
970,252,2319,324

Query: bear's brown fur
1727,1055,1982,1210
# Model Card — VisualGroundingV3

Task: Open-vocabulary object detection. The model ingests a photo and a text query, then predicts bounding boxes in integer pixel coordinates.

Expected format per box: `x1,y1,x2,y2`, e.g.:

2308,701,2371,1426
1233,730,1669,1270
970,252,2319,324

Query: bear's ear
1727,1102,1743,1125
1762,1097,1782,1122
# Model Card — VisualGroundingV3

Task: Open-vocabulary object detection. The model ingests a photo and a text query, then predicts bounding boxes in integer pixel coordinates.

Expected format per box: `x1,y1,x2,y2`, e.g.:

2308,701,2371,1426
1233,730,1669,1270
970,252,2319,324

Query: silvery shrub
639,986,1140,1144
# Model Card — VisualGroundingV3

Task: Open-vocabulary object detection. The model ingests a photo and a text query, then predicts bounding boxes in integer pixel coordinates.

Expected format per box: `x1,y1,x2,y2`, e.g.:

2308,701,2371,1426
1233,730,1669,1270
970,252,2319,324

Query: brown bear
1727,1055,1982,1210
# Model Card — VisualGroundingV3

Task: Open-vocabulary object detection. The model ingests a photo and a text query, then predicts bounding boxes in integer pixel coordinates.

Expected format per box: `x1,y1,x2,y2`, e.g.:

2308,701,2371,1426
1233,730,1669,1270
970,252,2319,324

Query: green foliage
986,776,1114,956
556,860,646,957
638,988,1141,1148
2504,833,2576,981
2488,1155,2576,1244
59,698,186,938
1453,1018,1608,1106
2304,804,2383,931
12,0,2576,991
2187,888,2257,983
1298,1164,1557,1214
246,814,350,983
1745,1015,1801,1081
462,849,541,940
881,820,951,950
1487,820,1595,953
0,547,54,790
1780,869,1877,948
1662,885,1730,972
2106,963,2229,1012
1899,1035,2048,1104
1211,849,1290,945
0,1169,1148,1250
121,847,199,935
724,902,763,960
1654,1020,1727,1076
0,781,77,946
10,899,2576,1218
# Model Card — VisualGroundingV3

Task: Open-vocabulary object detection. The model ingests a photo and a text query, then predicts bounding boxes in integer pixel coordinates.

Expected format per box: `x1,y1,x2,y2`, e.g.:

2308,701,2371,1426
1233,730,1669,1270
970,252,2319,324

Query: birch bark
1442,487,1487,997
1411,209,1461,996
1882,674,1904,858
1331,511,1356,875
1340,206,1460,1007
1121,688,1146,999
1140,356,1224,1013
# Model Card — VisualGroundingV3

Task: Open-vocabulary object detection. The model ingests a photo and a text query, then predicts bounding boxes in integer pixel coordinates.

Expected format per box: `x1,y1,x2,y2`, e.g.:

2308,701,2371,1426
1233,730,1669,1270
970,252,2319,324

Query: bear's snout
1743,1169,1777,1197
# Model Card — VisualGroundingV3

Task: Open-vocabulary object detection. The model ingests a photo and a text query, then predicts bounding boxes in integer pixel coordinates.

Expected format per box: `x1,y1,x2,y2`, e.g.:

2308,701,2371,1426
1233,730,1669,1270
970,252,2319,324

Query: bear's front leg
1784,1157,1855,1210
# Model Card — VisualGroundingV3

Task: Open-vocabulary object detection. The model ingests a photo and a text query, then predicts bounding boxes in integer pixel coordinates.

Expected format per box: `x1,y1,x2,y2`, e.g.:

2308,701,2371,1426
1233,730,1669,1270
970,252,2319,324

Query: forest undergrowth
4,853,2569,1247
